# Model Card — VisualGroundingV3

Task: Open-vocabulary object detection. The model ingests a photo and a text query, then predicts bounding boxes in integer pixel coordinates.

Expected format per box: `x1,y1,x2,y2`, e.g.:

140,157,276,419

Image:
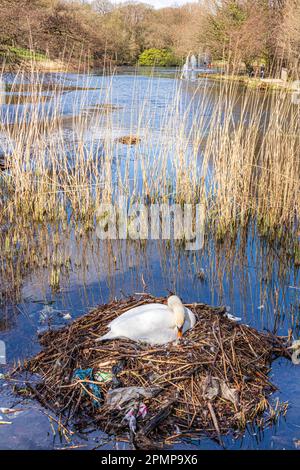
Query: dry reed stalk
0,66,298,244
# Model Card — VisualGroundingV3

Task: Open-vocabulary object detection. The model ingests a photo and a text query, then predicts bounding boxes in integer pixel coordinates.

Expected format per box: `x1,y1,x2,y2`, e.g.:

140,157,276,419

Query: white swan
95,295,196,345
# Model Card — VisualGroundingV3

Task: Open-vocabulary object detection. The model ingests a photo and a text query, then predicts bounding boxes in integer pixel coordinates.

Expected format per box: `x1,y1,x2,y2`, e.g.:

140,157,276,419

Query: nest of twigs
15,294,290,448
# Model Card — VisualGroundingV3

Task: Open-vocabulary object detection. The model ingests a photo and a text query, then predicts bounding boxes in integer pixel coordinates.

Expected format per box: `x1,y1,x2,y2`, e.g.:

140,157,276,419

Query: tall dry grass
0,66,299,244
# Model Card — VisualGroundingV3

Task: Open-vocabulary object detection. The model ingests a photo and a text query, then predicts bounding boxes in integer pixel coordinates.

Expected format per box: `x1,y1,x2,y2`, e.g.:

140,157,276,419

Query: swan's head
167,295,185,338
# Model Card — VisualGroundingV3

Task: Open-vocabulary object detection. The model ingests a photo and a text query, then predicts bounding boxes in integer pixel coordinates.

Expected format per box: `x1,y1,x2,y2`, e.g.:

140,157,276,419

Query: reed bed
0,66,299,330
15,294,290,448
0,67,299,245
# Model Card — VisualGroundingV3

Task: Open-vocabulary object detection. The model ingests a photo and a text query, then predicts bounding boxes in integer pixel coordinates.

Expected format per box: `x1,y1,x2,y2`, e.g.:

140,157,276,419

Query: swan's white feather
96,302,196,345
108,304,170,328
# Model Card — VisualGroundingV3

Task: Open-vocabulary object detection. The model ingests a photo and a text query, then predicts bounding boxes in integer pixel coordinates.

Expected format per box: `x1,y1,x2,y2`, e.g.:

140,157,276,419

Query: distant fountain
190,54,197,70
0,78,5,106
181,56,190,79
181,54,198,80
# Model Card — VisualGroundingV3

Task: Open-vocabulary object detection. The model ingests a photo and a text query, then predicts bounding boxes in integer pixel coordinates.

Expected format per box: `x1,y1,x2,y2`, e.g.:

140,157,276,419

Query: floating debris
94,371,113,383
38,305,72,326
0,408,24,420
106,386,161,408
117,135,141,145
13,294,290,448
72,368,102,407
62,313,72,321
124,403,148,434
288,340,300,365
196,269,206,281
294,438,300,449
225,313,242,322
89,103,122,112
0,157,7,171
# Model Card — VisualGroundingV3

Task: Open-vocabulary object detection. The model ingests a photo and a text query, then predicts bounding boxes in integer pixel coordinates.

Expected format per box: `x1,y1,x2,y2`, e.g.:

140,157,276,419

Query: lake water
0,68,299,450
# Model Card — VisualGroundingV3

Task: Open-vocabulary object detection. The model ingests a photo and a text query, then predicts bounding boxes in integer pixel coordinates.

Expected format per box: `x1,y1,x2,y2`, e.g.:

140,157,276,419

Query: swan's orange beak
177,327,183,339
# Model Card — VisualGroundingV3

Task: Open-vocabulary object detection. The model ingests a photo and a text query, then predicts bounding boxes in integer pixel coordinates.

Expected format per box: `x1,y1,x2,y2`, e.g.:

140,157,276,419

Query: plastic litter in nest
12,294,291,449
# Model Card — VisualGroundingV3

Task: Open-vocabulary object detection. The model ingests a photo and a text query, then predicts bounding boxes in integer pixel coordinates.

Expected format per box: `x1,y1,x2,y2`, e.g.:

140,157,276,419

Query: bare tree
92,0,114,15
277,0,300,77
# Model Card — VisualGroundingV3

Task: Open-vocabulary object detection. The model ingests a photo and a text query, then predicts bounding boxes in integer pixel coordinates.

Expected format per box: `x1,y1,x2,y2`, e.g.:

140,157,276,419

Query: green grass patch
1,46,47,62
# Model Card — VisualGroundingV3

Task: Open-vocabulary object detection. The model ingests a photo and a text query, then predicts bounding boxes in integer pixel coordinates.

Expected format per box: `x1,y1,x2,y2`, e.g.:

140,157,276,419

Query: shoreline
198,72,296,91
1,59,72,74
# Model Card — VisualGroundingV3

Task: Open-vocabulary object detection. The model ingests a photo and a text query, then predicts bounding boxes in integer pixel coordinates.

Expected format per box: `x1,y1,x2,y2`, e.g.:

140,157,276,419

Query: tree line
0,0,299,76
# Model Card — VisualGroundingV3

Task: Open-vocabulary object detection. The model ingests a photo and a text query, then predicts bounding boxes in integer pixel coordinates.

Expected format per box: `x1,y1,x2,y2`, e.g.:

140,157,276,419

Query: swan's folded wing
108,303,170,328
182,307,196,333
110,308,173,330
136,328,177,345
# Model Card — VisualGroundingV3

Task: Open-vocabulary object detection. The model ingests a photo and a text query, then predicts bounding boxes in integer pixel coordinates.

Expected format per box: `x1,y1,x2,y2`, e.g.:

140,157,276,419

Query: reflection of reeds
0,218,298,339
